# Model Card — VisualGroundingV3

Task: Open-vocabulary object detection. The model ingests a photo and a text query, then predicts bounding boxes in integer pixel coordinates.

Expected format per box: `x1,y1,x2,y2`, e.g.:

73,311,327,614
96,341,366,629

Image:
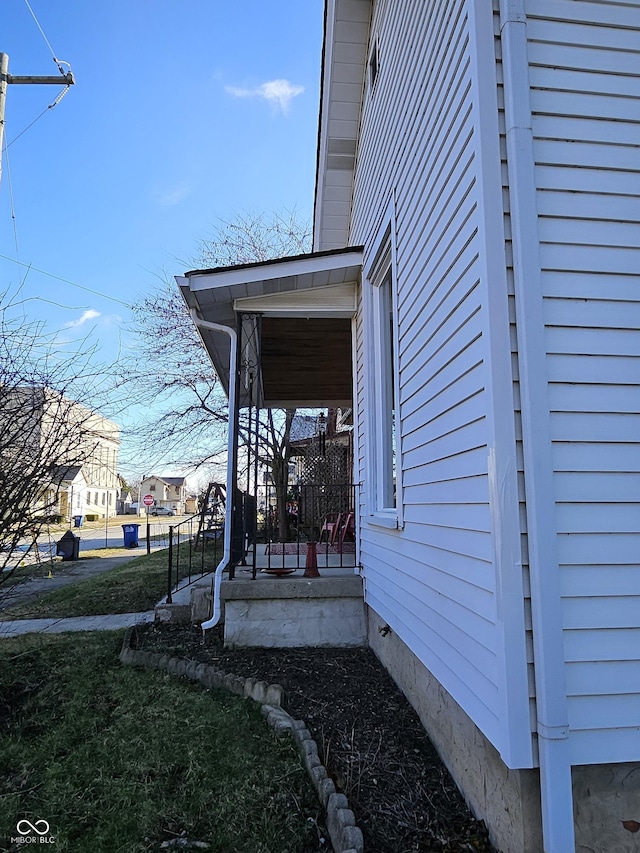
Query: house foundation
368,607,640,853
366,606,544,853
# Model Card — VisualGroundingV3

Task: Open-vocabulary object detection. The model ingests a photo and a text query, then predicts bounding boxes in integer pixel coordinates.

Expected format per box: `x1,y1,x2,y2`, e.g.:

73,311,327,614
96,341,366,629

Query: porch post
252,313,262,579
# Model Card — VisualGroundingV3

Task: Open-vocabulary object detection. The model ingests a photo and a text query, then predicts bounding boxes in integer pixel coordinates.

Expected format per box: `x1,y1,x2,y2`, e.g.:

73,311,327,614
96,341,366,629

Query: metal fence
165,514,224,603
233,482,358,576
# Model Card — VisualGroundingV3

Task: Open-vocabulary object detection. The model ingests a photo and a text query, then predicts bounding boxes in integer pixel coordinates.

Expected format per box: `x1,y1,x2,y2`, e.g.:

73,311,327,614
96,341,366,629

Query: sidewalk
0,549,175,638
0,611,156,638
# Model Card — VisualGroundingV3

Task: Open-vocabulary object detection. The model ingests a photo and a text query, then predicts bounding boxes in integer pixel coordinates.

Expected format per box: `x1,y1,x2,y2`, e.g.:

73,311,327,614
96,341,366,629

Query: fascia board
186,249,363,291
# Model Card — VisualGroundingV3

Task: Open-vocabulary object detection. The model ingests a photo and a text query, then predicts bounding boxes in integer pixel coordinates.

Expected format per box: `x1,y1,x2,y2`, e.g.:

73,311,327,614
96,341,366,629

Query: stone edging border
119,626,364,853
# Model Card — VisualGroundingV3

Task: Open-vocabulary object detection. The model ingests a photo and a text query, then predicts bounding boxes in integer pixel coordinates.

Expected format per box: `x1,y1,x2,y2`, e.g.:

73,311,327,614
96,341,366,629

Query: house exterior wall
349,0,531,766
521,0,640,765
339,0,640,845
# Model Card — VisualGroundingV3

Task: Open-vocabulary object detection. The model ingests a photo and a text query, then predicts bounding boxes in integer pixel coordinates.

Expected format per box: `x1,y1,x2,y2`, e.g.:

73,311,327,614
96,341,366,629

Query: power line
5,86,70,150
0,253,132,308
22,0,67,73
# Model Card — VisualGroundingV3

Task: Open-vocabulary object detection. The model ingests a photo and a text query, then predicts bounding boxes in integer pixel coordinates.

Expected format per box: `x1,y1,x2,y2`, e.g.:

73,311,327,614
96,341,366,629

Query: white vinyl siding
525,0,640,763
351,0,530,762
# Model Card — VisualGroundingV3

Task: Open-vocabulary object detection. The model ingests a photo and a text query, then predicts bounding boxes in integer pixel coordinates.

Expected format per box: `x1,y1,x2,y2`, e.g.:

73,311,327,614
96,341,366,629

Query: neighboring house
140,476,187,513
289,409,352,486
46,465,87,520
117,487,133,515
80,417,120,520
178,2,640,852
184,494,198,515
11,388,120,521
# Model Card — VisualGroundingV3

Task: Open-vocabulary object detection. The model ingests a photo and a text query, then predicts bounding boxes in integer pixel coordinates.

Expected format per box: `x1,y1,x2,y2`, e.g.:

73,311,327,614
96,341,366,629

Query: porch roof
177,246,362,408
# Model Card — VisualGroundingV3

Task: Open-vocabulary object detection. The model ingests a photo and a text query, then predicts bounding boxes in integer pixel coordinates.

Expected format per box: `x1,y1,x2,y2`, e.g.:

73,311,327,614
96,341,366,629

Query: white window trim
363,197,403,529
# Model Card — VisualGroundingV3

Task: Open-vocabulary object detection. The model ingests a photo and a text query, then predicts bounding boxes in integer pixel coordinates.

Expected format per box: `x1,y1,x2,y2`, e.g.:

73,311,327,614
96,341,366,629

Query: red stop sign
142,494,154,507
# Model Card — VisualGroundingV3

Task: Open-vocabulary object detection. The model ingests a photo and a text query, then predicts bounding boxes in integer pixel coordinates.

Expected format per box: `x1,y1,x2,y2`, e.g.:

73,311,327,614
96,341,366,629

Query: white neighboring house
46,465,87,520
178,2,640,852
79,415,120,520
18,389,121,521
140,476,187,514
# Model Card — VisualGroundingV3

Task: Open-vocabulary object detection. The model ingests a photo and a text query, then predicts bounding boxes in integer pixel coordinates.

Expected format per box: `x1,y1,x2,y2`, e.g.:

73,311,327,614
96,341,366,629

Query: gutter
498,3,575,850
187,307,237,633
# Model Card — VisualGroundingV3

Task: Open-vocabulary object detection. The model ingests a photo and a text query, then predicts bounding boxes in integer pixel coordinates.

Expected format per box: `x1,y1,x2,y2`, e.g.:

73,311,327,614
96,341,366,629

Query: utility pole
0,52,74,186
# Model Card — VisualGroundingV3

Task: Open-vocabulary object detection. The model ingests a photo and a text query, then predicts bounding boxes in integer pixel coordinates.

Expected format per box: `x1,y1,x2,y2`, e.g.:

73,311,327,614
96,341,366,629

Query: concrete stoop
119,627,364,853
220,575,366,648
154,580,213,625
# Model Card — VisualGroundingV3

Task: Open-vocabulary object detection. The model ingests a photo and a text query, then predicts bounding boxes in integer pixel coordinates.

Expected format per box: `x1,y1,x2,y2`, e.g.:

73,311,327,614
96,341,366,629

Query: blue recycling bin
122,523,140,548
73,515,84,528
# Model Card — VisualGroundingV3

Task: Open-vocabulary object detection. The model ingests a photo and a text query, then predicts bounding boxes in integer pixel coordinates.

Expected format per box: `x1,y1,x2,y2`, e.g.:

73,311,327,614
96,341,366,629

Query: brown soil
134,622,496,853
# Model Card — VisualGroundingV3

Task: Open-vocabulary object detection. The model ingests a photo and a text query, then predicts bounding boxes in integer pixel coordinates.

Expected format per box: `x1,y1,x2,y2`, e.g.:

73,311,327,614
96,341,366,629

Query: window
374,270,397,510
94,491,98,505
365,212,402,527
150,484,156,492
101,492,106,505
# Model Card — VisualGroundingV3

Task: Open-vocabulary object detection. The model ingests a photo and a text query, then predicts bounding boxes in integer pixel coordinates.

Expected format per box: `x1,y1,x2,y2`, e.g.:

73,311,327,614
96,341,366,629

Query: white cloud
102,313,123,327
225,78,304,114
64,309,101,329
158,181,190,207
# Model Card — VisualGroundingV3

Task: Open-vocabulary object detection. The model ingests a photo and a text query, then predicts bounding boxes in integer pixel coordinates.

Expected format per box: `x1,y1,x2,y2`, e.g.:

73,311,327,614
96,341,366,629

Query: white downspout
498,3,575,851
188,307,237,633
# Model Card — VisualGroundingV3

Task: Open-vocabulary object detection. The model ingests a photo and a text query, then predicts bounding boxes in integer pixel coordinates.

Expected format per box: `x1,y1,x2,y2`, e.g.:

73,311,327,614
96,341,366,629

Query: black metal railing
235,482,358,576
166,514,224,603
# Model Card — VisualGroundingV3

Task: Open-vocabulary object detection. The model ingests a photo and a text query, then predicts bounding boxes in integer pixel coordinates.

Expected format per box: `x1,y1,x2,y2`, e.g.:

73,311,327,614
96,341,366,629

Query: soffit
177,247,362,407
313,0,372,252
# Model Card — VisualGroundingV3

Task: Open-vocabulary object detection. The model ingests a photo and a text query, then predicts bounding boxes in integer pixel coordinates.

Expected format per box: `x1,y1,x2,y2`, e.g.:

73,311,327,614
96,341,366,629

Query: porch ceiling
261,317,352,408
177,246,362,408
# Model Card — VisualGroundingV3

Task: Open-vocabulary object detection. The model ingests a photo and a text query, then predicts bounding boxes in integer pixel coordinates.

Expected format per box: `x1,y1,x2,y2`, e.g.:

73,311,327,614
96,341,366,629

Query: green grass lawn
0,547,210,620
0,632,323,853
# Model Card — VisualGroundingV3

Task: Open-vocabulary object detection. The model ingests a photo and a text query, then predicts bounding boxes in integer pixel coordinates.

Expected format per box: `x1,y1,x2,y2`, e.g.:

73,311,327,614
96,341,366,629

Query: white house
46,465,87,520
11,387,121,521
178,2,640,851
140,476,187,513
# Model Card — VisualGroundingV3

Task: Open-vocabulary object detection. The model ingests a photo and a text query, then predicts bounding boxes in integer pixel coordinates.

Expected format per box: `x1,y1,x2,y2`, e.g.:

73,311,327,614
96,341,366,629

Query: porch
176,247,364,642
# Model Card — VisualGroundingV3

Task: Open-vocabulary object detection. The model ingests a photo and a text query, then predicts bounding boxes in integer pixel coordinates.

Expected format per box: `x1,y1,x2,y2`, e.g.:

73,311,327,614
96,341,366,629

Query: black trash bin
56,530,80,561
73,515,84,528
122,523,140,548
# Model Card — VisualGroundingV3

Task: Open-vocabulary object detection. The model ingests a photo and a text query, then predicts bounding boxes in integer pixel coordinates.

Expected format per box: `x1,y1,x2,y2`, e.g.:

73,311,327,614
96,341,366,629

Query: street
4,514,192,571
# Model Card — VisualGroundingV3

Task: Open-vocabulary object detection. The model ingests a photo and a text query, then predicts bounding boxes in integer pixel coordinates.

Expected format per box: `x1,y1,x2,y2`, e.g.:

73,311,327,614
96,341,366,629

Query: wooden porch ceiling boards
260,317,352,407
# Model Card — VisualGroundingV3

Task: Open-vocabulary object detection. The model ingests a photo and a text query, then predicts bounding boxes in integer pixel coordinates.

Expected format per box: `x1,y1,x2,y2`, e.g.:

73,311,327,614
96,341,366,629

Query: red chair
337,513,355,551
319,512,342,545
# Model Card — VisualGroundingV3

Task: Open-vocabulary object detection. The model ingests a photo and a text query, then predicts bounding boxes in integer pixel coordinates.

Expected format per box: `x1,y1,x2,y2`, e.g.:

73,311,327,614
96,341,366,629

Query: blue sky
1,0,324,364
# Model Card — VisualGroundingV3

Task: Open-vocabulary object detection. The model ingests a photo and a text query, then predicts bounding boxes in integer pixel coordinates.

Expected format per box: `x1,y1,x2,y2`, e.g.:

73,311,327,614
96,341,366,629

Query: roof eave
312,0,372,252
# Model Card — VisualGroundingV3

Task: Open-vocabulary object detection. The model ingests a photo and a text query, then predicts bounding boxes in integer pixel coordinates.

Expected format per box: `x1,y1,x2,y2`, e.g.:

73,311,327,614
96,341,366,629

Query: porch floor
233,542,358,577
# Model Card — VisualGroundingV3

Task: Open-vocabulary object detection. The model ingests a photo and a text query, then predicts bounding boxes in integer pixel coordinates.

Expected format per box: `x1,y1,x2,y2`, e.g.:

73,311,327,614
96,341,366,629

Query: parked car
151,506,175,516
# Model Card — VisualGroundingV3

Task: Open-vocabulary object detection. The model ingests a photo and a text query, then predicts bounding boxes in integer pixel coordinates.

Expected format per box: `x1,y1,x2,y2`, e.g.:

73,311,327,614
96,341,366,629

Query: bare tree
119,210,311,499
197,209,311,268
121,278,229,473
0,303,115,584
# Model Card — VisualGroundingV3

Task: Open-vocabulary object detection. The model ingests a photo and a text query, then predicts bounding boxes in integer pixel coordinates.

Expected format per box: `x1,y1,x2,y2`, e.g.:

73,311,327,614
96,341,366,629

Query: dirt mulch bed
134,622,496,853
